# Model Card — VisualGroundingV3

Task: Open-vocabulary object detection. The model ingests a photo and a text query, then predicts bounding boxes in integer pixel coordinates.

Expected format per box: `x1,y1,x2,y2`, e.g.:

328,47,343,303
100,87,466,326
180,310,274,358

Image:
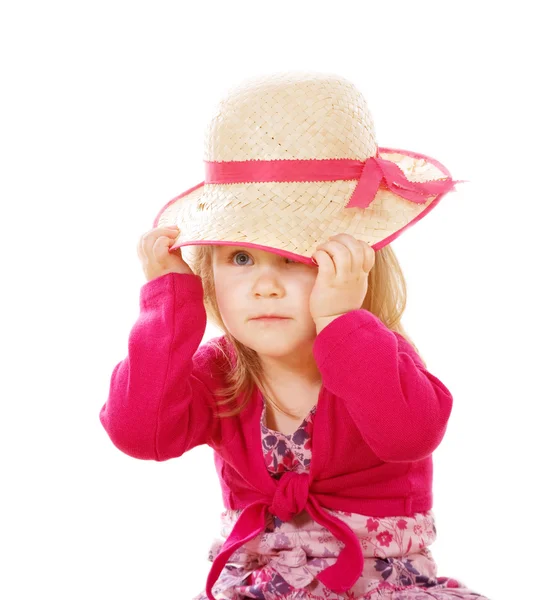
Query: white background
1,2,541,599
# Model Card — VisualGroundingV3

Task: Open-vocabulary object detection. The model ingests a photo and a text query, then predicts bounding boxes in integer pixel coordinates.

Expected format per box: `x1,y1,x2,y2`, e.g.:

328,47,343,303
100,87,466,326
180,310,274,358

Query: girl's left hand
309,233,375,324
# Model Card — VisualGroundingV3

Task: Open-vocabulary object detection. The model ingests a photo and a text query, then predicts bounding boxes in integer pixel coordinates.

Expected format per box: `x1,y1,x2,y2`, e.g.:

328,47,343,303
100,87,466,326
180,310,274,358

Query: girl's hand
137,226,195,282
309,233,375,326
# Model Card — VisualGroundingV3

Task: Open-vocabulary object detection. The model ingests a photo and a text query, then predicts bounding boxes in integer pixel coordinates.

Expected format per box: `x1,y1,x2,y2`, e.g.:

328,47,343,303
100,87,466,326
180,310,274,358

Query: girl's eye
228,250,253,266
227,250,297,266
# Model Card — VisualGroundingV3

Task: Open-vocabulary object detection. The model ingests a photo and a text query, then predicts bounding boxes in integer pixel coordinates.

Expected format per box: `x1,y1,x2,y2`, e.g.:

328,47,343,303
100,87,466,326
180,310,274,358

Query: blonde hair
189,243,427,419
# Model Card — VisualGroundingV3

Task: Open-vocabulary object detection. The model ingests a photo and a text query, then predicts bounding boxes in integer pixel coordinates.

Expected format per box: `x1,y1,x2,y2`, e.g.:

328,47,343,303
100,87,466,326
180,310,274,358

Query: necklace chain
262,380,321,419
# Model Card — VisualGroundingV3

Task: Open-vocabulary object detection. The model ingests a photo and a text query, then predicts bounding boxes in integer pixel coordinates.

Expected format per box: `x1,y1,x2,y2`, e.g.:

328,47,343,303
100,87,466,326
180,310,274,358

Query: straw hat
153,71,465,271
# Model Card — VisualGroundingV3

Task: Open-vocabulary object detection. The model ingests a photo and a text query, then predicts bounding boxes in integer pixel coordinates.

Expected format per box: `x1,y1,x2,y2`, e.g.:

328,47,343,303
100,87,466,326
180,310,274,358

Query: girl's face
212,245,319,359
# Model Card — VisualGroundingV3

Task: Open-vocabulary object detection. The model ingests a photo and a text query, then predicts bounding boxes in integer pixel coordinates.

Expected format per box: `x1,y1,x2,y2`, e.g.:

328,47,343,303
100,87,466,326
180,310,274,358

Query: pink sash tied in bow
205,472,364,599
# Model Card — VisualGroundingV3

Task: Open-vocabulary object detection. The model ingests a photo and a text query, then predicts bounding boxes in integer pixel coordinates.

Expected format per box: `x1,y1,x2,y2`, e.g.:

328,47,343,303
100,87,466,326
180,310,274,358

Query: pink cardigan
99,272,453,600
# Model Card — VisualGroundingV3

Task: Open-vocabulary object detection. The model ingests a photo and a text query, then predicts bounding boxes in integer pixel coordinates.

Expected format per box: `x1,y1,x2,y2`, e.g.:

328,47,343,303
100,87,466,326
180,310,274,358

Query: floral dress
193,401,490,599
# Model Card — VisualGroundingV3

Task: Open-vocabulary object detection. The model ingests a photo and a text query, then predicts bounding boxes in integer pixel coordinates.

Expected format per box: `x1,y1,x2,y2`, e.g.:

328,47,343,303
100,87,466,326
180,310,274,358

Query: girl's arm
99,272,219,461
313,309,453,463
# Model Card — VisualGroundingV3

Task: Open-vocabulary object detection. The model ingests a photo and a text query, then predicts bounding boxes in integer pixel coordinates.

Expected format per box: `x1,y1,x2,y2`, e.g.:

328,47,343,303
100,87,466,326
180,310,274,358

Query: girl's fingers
363,244,375,274
315,237,355,278
312,249,335,277
329,234,373,276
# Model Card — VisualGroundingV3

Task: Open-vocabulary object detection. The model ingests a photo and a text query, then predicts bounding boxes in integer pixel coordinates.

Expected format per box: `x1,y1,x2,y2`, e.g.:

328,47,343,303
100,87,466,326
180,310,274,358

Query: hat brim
153,147,457,268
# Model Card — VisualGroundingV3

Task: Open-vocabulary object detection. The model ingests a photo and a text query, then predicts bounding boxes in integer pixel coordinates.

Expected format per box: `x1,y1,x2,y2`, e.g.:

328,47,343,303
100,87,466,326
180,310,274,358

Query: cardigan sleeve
312,309,453,463
99,272,219,461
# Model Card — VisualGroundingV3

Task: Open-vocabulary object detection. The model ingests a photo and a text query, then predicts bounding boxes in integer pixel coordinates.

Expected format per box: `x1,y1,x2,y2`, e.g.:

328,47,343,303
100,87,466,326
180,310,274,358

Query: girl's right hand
137,226,195,282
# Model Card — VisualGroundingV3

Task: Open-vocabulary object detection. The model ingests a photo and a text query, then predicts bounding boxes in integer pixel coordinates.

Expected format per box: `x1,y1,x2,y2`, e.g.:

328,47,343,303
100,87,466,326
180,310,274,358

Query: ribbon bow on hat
204,153,462,209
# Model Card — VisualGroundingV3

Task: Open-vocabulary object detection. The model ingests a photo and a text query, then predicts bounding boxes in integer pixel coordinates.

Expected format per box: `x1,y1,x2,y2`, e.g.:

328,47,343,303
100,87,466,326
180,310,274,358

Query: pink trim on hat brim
152,147,456,266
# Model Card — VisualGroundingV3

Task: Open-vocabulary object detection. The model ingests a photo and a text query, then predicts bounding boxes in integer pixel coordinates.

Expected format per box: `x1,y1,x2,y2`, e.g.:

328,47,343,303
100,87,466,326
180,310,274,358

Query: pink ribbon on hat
204,154,462,209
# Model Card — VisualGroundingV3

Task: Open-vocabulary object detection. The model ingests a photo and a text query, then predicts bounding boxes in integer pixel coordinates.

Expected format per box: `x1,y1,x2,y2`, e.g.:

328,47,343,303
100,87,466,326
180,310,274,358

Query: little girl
99,72,490,599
